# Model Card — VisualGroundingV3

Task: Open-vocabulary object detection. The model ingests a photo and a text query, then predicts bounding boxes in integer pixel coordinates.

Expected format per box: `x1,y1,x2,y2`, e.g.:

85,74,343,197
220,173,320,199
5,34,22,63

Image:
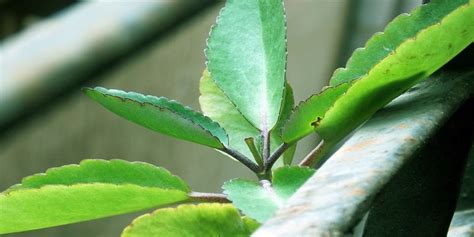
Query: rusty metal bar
253,69,474,236
0,0,215,130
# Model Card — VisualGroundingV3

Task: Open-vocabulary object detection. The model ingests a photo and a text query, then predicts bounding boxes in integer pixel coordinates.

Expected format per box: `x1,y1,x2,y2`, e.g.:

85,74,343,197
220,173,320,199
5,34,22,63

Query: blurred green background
0,0,419,236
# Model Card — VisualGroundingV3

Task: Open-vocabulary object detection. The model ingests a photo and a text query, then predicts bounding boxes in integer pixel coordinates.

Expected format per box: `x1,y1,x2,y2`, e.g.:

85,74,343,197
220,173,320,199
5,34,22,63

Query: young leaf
317,1,474,141
281,83,351,144
0,160,190,234
206,0,287,133
200,70,295,164
121,203,259,237
84,87,228,149
223,166,315,222
330,0,471,86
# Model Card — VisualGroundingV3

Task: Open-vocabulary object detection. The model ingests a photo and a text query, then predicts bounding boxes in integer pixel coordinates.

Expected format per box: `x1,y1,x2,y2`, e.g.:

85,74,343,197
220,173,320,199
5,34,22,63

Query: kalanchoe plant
1,0,473,235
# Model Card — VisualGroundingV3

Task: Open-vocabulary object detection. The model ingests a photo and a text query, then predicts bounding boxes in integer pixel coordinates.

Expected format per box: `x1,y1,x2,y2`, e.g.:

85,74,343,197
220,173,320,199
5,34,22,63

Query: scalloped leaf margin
84,87,228,149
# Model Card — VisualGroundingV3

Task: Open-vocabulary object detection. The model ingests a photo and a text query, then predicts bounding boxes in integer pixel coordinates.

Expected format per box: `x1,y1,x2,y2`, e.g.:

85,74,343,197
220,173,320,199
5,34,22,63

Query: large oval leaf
84,87,228,149
283,0,473,144
317,1,474,141
206,0,287,132
223,166,315,222
330,0,470,86
121,203,259,237
0,160,190,234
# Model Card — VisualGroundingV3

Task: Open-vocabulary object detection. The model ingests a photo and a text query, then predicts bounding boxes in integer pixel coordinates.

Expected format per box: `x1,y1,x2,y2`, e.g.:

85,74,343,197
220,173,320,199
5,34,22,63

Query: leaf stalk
189,192,230,203
221,147,260,173
264,143,290,173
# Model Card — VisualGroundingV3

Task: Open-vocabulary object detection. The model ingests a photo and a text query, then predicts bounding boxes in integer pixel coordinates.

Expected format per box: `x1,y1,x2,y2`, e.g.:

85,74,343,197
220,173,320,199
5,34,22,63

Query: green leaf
7,159,189,192
0,160,190,234
284,0,474,144
273,83,297,165
317,1,474,141
281,83,351,144
200,70,295,164
0,185,188,235
199,69,260,159
330,0,471,86
84,87,228,149
206,0,287,132
121,204,259,237
223,166,315,222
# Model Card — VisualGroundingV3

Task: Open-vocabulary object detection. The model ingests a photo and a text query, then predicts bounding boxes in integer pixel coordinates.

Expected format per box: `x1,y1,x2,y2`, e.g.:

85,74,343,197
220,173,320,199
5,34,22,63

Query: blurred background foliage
0,0,420,236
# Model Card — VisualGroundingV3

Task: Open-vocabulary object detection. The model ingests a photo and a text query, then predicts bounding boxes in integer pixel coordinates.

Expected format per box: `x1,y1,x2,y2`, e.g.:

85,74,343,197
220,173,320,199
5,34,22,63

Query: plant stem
221,147,260,173
245,137,264,167
262,131,271,162
264,143,290,172
299,140,326,167
189,192,230,203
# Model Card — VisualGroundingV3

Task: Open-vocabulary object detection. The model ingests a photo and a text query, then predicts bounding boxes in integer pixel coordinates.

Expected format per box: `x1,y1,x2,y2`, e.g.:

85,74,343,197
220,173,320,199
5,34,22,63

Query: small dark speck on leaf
311,117,322,127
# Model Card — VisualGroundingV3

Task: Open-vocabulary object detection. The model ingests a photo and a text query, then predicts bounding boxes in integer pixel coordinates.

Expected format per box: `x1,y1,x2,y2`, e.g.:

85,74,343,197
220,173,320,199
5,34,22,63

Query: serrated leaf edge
330,0,471,85
85,87,229,148
318,2,472,138
204,0,288,132
4,159,190,193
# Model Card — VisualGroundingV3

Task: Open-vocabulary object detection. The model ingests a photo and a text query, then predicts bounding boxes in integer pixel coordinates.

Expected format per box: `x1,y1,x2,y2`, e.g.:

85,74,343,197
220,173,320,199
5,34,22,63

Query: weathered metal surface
253,70,474,237
362,99,473,237
0,0,214,128
448,210,474,237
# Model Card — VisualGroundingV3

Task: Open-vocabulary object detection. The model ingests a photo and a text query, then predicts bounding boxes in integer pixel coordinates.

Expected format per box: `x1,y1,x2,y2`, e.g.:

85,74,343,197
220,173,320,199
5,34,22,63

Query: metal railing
0,0,216,132
254,70,474,236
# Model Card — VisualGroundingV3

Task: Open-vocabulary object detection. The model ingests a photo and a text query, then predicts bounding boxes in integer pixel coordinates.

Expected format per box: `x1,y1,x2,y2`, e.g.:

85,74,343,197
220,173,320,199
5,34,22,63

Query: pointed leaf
317,1,474,141
206,0,287,132
200,70,295,164
84,87,228,149
121,204,259,237
223,166,315,222
281,83,351,144
0,160,190,234
330,0,471,86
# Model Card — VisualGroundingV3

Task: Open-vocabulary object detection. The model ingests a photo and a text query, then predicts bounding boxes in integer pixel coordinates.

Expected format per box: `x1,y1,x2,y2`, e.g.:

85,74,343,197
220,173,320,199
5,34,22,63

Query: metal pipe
253,70,474,236
0,0,215,128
